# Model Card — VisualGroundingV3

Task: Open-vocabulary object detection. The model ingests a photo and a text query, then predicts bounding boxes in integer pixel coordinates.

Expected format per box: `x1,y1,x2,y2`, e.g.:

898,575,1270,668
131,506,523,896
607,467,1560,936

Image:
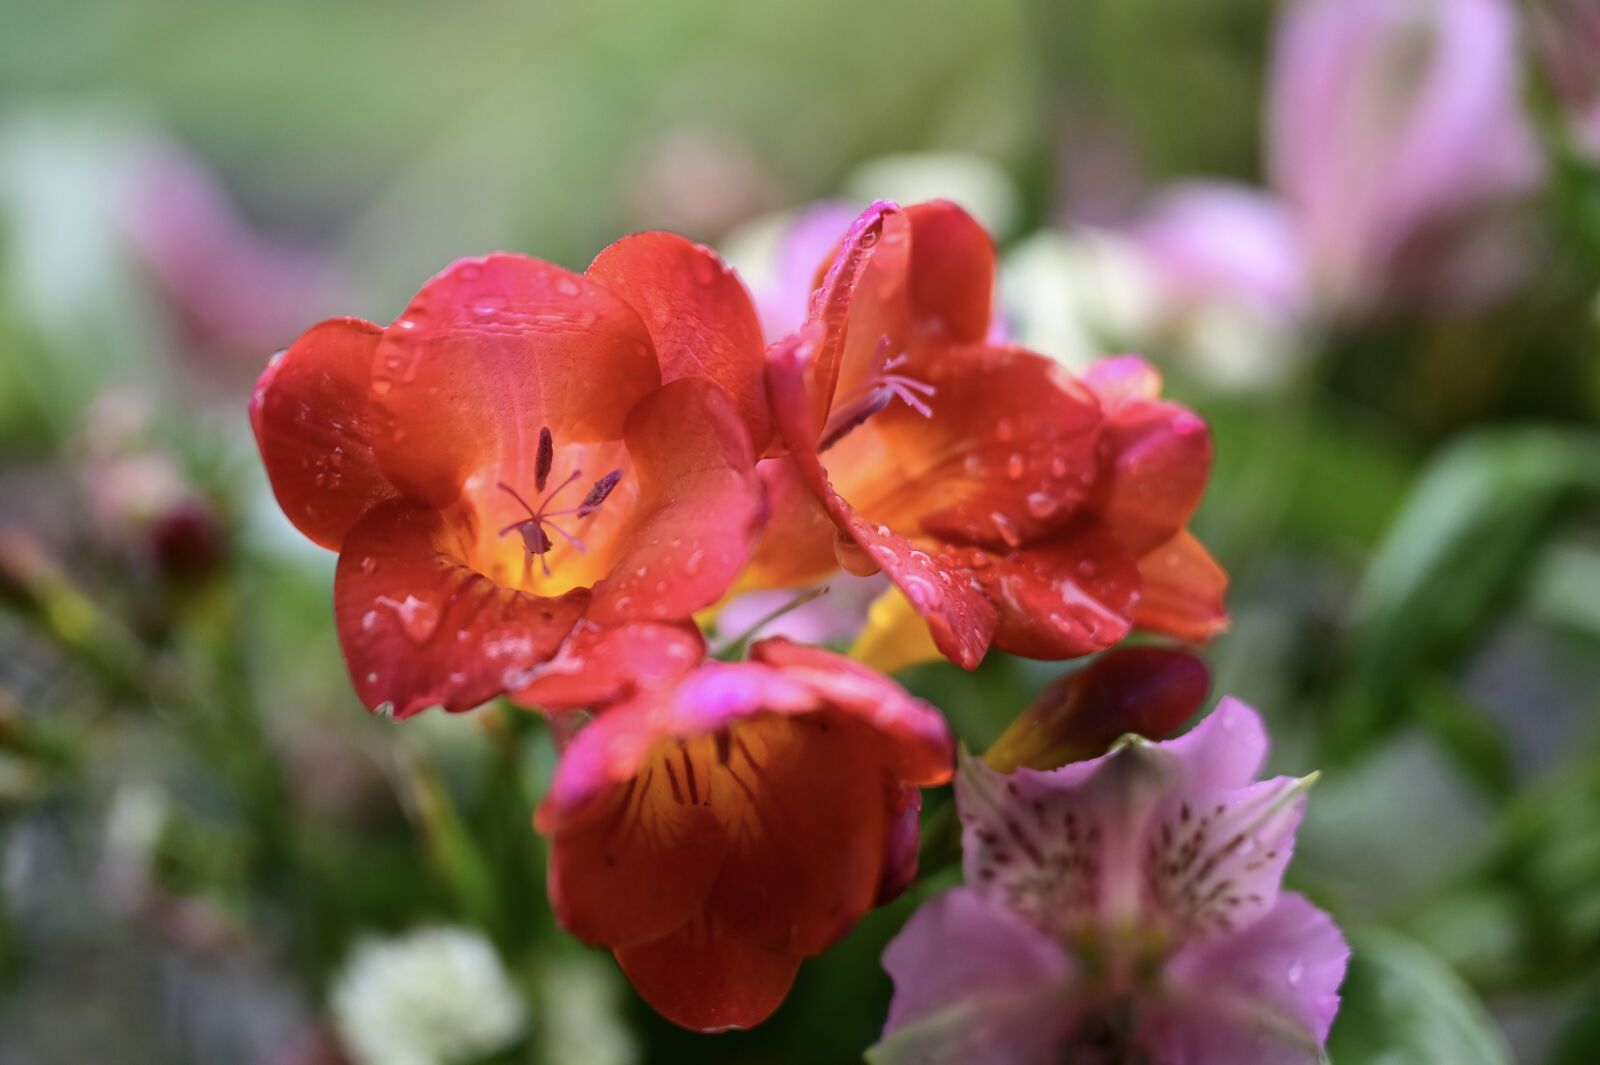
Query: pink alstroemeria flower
1268,0,1542,315
873,698,1348,1064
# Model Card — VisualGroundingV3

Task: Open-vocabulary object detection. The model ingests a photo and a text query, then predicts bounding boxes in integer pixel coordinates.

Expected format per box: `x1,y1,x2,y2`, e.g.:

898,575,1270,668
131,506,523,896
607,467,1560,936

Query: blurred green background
2,0,1600,1062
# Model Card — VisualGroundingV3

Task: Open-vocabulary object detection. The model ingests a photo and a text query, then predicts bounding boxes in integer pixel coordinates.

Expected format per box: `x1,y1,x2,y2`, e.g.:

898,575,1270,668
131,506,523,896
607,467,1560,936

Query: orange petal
588,232,772,452
548,760,726,949
1134,530,1230,642
371,254,660,507
333,500,588,717
704,713,887,956
614,914,801,1032
587,379,763,625
905,200,995,345
250,318,397,550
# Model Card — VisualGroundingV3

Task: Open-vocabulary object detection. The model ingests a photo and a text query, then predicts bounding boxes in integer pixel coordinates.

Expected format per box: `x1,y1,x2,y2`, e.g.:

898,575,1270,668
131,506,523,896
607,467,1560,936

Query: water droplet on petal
1006,453,1025,480
1026,492,1058,520
555,276,580,297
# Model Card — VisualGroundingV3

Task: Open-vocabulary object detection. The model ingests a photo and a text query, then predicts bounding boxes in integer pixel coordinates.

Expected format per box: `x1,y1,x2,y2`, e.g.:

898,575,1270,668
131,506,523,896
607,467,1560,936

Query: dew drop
471,295,506,317
1006,453,1025,481
995,419,1015,443
1025,492,1058,520
555,276,581,297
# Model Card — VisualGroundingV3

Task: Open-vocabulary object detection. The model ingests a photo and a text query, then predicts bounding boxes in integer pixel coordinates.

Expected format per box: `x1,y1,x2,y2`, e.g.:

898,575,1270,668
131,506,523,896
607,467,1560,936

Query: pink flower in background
1531,0,1600,163
122,141,339,360
872,698,1347,1064
1267,0,1542,315
744,200,860,342
1129,183,1308,325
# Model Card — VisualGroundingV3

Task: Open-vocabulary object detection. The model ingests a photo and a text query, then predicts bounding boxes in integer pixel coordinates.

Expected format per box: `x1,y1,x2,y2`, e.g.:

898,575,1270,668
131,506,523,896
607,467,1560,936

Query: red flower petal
587,379,763,624
880,344,1103,550
333,499,588,718
704,712,888,956
748,638,955,785
975,521,1142,660
371,254,660,507
904,200,995,344
614,914,800,1032
549,780,725,949
1134,530,1229,642
804,202,913,419
740,457,840,590
767,332,1000,669
587,232,772,452
509,619,705,711
1090,396,1213,555
249,318,397,550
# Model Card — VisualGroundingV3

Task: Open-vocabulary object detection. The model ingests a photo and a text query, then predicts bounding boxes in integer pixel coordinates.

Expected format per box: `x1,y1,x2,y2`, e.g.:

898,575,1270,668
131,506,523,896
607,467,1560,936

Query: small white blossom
539,956,639,1065
331,926,528,1065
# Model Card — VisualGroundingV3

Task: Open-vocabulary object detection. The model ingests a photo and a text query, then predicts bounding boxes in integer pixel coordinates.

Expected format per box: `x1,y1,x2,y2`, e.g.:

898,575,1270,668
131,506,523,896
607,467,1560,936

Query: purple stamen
495,433,619,577
819,339,937,451
534,426,554,492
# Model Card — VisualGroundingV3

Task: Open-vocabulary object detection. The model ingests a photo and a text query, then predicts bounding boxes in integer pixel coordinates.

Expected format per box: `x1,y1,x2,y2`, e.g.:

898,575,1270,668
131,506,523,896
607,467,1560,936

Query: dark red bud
984,646,1211,772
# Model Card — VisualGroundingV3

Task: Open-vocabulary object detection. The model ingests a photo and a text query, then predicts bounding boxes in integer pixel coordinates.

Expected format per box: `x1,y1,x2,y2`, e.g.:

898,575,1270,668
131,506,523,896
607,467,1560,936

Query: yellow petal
849,587,943,674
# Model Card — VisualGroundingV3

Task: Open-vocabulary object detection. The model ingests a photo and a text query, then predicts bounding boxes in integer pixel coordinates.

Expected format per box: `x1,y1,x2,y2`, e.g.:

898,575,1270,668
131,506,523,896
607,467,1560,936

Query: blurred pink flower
1267,0,1542,314
121,141,338,360
873,698,1347,1064
1129,182,1309,323
748,201,860,342
1531,0,1600,163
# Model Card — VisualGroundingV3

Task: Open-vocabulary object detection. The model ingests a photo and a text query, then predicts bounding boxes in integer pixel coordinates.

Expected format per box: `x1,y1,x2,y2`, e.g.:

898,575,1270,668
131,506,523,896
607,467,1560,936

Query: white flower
999,229,1158,372
843,151,1021,238
539,956,639,1065
331,926,528,1065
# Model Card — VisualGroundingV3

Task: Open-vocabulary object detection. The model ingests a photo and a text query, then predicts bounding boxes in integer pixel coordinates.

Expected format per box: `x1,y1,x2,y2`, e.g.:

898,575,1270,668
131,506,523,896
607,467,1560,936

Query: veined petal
587,232,772,451
748,637,955,786
1145,774,1311,940
250,318,397,550
587,379,763,625
333,500,588,718
704,712,888,955
955,744,1177,939
548,769,725,949
371,254,660,507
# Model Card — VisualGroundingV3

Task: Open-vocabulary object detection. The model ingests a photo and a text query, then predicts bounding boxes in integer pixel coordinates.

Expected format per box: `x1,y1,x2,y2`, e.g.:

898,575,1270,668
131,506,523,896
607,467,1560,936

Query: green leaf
1327,929,1512,1065
1352,428,1600,687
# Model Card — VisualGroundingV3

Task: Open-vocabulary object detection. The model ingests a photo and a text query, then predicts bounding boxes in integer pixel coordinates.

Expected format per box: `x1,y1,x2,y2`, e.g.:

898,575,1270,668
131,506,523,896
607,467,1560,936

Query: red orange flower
765,200,1228,669
251,238,767,717
535,638,954,1031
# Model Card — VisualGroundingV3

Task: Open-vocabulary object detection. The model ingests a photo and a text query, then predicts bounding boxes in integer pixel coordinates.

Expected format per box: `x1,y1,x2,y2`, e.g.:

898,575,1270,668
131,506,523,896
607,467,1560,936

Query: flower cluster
250,198,1339,1051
